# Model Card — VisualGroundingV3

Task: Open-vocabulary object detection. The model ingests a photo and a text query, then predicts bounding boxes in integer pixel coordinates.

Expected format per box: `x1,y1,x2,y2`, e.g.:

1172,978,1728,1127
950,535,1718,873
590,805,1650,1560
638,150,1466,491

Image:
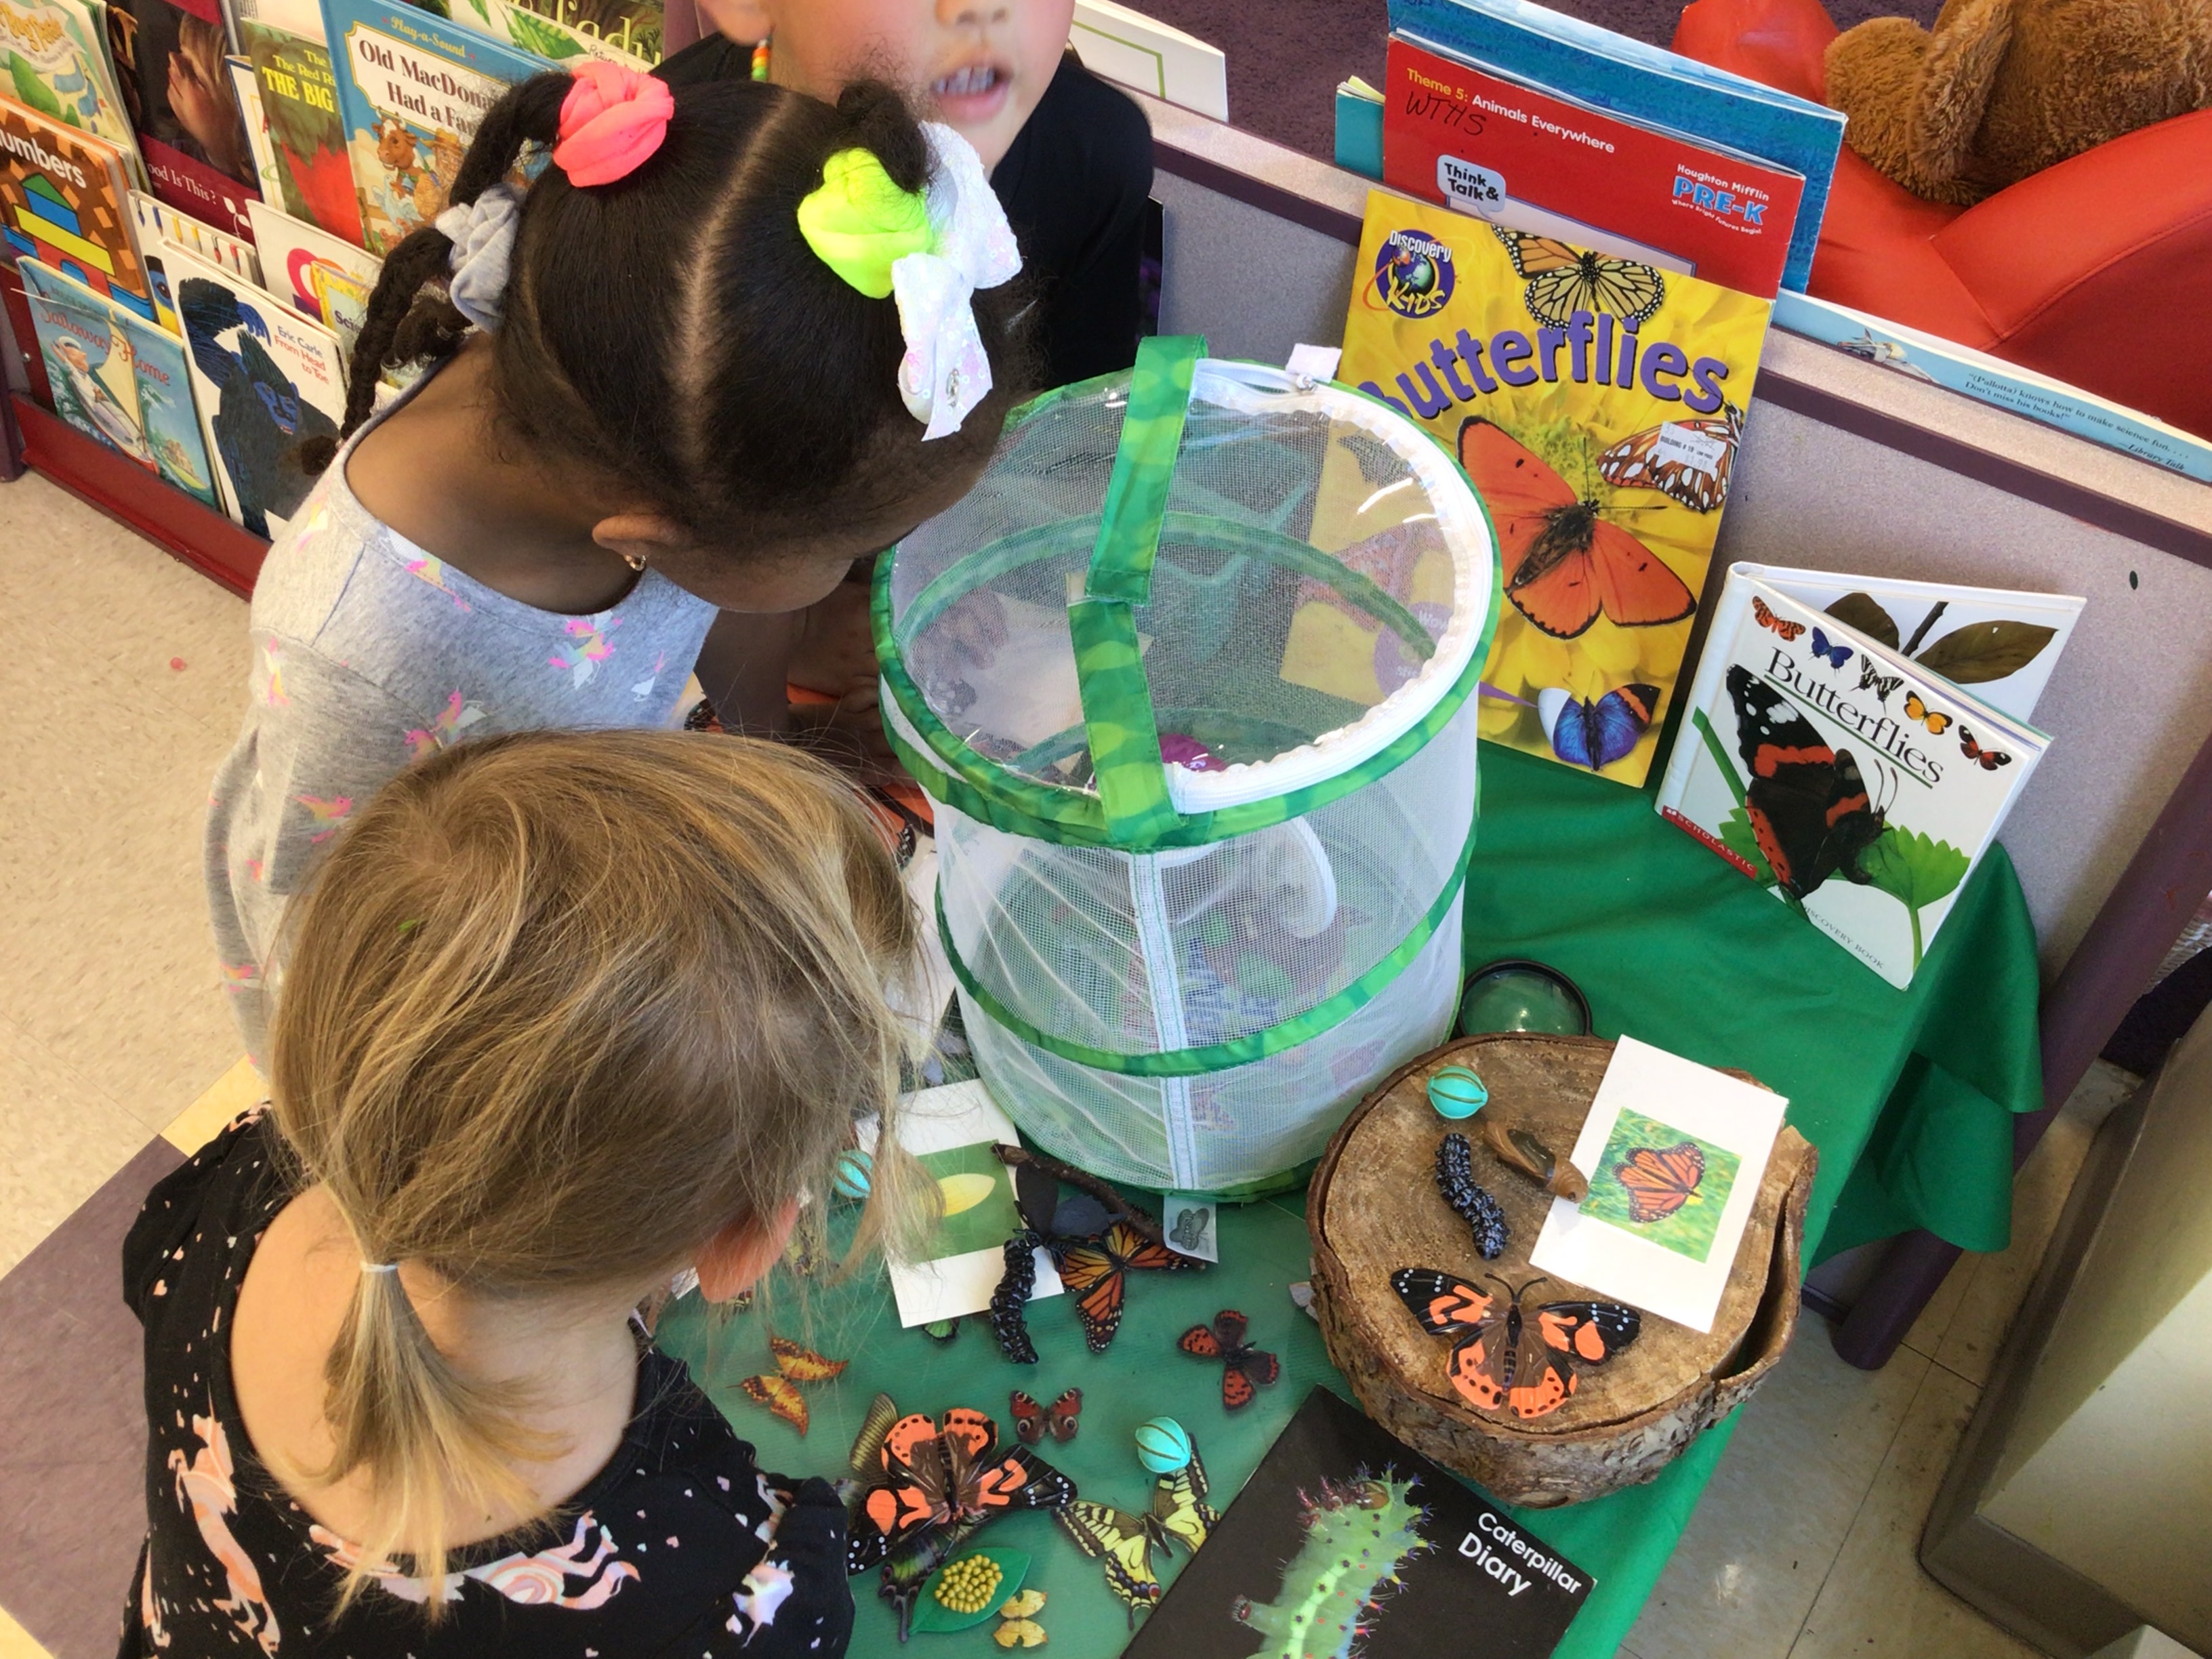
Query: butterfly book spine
1388,0,1842,291
1381,33,1803,300
1658,573,2046,987
321,0,550,256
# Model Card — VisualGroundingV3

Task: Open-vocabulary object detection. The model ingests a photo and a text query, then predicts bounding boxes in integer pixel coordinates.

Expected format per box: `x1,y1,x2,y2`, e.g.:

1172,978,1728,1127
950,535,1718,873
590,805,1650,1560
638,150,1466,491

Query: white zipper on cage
1128,851,1201,1189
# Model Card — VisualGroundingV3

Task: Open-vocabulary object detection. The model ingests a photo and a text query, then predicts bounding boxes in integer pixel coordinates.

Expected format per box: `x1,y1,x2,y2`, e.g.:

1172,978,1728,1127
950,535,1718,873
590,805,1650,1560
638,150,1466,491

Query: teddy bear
1823,0,2212,205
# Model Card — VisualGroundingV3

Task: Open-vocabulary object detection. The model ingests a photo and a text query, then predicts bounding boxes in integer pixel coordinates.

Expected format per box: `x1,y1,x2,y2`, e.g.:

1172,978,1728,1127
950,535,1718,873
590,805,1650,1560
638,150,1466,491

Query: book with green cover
236,18,361,243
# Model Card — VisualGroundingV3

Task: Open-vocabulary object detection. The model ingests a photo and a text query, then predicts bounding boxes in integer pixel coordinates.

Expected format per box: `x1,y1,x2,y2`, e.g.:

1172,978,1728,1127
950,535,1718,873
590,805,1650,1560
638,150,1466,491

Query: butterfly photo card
1338,192,1775,787
1529,1036,1787,1334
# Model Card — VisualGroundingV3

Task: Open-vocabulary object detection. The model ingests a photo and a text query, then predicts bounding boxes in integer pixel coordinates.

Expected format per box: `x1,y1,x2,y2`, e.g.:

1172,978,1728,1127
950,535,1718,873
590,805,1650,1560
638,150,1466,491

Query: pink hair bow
553,61,675,188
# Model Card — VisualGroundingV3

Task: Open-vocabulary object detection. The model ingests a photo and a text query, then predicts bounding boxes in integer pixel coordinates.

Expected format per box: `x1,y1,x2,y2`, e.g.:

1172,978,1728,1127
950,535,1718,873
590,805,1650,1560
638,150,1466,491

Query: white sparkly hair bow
893,123,1023,441
435,183,525,333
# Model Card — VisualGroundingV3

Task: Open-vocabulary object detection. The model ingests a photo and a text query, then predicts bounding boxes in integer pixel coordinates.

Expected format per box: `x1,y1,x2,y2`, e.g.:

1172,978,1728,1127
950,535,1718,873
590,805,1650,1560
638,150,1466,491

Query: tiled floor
0,469,2136,1658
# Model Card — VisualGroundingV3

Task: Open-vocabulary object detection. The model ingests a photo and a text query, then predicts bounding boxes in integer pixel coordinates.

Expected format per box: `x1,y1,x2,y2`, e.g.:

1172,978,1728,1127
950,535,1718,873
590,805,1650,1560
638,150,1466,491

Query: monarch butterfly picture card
1338,190,1774,786
1529,1036,1787,1333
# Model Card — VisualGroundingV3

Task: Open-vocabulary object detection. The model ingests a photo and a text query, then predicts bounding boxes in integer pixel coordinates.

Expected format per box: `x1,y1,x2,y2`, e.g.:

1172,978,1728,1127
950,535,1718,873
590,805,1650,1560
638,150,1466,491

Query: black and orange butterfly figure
1179,1309,1282,1410
1599,401,1744,514
1752,595,1805,642
842,1394,1077,1640
1959,725,2013,771
1614,1142,1708,1224
1391,1268,1641,1420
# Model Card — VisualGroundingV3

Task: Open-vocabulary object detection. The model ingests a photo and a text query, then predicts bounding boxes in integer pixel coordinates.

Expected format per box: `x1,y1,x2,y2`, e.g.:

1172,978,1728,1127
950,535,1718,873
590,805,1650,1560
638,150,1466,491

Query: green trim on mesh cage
1086,335,1202,607
1068,595,1182,845
935,813,1478,1077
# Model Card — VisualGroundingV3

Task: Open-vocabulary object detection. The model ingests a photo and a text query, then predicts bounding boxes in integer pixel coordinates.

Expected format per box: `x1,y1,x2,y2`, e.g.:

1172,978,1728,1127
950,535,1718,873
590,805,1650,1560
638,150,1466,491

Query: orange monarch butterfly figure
1599,401,1744,514
1391,1269,1640,1419
1614,1142,1708,1224
1053,1220,1201,1353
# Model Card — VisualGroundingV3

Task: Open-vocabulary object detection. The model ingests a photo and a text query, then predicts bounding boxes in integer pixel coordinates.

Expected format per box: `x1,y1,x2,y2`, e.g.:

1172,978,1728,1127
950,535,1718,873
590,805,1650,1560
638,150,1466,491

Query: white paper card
876,1080,1061,1328
1160,1193,1219,1262
1528,1036,1787,1333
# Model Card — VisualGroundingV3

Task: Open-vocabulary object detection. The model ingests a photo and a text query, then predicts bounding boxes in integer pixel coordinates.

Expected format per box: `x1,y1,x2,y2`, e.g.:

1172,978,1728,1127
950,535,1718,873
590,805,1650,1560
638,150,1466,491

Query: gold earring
621,552,647,573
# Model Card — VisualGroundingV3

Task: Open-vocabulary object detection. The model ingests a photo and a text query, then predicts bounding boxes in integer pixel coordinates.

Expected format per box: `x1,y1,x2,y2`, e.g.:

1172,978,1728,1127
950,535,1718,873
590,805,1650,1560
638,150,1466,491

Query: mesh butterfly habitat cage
876,335,1500,1195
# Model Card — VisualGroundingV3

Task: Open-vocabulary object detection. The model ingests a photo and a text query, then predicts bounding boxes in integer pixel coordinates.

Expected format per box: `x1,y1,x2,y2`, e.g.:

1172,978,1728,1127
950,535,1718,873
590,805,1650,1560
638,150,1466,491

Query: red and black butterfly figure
1391,1269,1641,1420
1009,1387,1083,1446
842,1393,1077,1640
1179,1309,1282,1409
1726,664,1890,901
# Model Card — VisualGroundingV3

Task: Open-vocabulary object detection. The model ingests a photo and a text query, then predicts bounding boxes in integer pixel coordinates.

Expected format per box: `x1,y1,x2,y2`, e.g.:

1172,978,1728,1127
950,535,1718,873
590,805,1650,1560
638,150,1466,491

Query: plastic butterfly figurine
1054,1446,1219,1626
1179,1309,1281,1409
1614,1142,1707,1223
1391,1269,1639,1419
1009,1387,1082,1446
1054,1221,1200,1353
736,1336,846,1435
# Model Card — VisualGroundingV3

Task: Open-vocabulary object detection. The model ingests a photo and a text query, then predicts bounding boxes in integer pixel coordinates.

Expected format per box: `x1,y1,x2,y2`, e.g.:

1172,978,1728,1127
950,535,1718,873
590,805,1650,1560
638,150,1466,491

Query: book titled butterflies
1655,569,2049,989
1338,190,1772,785
1528,1035,1788,1334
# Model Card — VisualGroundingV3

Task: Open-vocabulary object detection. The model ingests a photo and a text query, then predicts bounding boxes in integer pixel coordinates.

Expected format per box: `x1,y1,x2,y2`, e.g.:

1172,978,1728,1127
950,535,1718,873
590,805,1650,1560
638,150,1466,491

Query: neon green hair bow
797,148,933,299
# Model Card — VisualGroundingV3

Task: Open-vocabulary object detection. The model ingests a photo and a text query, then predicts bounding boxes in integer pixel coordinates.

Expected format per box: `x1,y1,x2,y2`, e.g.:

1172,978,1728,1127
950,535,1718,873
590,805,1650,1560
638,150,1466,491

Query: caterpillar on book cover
1230,1469,1429,1658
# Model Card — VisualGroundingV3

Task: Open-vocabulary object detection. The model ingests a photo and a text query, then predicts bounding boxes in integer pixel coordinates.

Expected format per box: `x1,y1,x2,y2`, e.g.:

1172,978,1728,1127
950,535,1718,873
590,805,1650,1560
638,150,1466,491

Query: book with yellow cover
1337,190,1771,785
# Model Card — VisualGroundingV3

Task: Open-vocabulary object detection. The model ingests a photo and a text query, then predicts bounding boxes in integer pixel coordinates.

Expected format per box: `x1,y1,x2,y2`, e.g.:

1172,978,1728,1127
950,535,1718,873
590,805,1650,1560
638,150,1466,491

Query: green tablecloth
660,743,2042,1659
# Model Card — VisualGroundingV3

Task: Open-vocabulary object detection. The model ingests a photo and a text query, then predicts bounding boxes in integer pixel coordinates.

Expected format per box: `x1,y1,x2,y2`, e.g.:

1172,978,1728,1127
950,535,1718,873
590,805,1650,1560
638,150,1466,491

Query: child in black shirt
122,730,927,1656
661,0,1152,388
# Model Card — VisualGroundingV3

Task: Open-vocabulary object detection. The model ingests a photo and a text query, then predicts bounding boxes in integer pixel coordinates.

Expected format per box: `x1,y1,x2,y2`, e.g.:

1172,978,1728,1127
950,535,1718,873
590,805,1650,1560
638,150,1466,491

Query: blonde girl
128,729,919,1656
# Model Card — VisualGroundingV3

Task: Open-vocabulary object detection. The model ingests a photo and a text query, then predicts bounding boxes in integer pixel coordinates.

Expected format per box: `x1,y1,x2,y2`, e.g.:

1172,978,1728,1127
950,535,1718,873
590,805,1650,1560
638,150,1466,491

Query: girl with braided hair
206,62,1027,1057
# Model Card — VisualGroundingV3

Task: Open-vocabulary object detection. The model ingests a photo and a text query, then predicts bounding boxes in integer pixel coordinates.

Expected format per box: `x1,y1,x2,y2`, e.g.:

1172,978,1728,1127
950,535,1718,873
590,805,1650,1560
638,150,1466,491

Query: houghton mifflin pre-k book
1656,570,2047,988
1123,1387,1590,1658
0,90,159,316
23,255,221,506
321,0,545,254
1337,188,1771,786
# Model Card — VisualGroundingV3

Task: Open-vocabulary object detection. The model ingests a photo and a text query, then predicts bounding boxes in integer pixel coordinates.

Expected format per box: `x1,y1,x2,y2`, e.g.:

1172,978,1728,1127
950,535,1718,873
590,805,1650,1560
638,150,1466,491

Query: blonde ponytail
266,729,924,1614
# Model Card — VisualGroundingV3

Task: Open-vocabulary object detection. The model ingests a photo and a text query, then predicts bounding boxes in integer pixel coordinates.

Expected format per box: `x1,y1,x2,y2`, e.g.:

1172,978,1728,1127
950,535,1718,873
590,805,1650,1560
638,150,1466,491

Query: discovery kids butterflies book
1338,189,1771,786
1655,570,2047,988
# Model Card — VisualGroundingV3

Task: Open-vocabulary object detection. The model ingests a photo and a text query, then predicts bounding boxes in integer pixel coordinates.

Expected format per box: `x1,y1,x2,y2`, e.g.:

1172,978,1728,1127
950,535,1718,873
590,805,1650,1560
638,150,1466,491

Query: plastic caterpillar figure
1436,1133,1509,1260
1231,1469,1429,1658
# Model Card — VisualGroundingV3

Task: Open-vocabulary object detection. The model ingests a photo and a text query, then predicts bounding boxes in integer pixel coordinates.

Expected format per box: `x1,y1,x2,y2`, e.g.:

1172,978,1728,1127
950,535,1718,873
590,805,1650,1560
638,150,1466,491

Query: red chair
1674,0,2212,441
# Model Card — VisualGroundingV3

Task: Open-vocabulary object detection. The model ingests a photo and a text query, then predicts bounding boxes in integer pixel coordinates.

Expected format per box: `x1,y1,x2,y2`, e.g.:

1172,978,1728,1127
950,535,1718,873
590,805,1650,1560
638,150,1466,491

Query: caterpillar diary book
1122,1387,1591,1658
1337,189,1771,786
1655,570,2049,989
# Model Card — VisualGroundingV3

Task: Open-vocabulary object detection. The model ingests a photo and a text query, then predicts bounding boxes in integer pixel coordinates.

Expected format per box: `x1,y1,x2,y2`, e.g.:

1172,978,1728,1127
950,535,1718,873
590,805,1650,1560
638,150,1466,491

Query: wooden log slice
1309,1032,1816,1507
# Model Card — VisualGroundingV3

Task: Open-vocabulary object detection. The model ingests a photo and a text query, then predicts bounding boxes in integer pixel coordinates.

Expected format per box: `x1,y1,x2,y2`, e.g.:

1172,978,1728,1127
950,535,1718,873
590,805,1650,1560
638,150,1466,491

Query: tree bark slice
1309,1032,1815,1507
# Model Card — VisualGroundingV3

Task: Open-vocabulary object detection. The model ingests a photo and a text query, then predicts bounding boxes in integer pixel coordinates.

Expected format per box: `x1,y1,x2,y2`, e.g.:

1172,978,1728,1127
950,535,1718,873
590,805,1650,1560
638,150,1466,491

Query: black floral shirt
119,1111,854,1658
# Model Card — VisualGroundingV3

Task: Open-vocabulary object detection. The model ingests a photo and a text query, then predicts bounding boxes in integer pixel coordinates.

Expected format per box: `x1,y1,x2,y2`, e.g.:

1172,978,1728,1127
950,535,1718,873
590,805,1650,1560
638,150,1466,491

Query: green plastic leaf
1859,826,1969,911
504,7,590,58
1825,592,1898,649
906,1547,1029,1633
1717,806,1776,887
9,54,65,118
1913,620,2056,684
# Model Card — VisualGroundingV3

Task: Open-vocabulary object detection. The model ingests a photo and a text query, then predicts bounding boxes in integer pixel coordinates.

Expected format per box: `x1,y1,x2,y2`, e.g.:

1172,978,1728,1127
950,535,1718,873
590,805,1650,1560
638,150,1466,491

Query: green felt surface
661,741,2043,1659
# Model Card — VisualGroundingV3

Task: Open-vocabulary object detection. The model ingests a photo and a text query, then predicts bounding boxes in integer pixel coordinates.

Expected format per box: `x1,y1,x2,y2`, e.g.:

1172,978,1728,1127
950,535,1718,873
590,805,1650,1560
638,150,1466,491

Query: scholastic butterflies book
1122,1385,1591,1659
1338,189,1771,786
1654,571,2048,989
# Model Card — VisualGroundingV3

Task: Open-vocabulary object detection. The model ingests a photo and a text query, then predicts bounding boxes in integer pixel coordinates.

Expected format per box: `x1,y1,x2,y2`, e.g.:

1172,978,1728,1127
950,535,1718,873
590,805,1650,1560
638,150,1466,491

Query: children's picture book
24,281,159,465
1338,188,1771,785
247,192,374,333
1390,0,1842,292
104,0,258,235
1382,33,1803,300
1654,571,2048,987
462,0,658,69
22,254,220,503
0,0,142,171
236,19,360,243
866,1080,1063,1329
225,51,283,199
0,91,158,316
161,230,344,533
131,186,255,326
1124,1385,1593,1658
1738,561,2082,726
1772,287,2212,486
1336,71,1383,175
1528,1035,1787,1332
321,0,545,253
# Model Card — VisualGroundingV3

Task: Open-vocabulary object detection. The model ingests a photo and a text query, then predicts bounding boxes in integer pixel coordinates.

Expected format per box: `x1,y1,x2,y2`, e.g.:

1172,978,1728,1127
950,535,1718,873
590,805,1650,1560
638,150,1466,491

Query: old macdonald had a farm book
0,89,157,315
321,0,544,253
1123,1386,1591,1658
1656,571,2047,989
1338,190,1771,786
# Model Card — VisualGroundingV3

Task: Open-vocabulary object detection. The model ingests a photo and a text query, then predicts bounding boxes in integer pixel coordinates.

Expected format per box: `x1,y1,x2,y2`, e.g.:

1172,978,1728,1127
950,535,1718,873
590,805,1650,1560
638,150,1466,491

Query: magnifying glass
1456,958,1592,1038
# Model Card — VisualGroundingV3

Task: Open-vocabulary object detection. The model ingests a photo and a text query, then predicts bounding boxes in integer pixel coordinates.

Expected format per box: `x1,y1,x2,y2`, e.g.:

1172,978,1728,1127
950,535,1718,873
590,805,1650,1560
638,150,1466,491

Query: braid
302,73,573,476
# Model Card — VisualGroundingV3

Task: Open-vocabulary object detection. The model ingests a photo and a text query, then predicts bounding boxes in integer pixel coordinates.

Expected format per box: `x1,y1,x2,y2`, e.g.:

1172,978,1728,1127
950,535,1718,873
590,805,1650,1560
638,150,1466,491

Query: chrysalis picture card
1528,1036,1787,1332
